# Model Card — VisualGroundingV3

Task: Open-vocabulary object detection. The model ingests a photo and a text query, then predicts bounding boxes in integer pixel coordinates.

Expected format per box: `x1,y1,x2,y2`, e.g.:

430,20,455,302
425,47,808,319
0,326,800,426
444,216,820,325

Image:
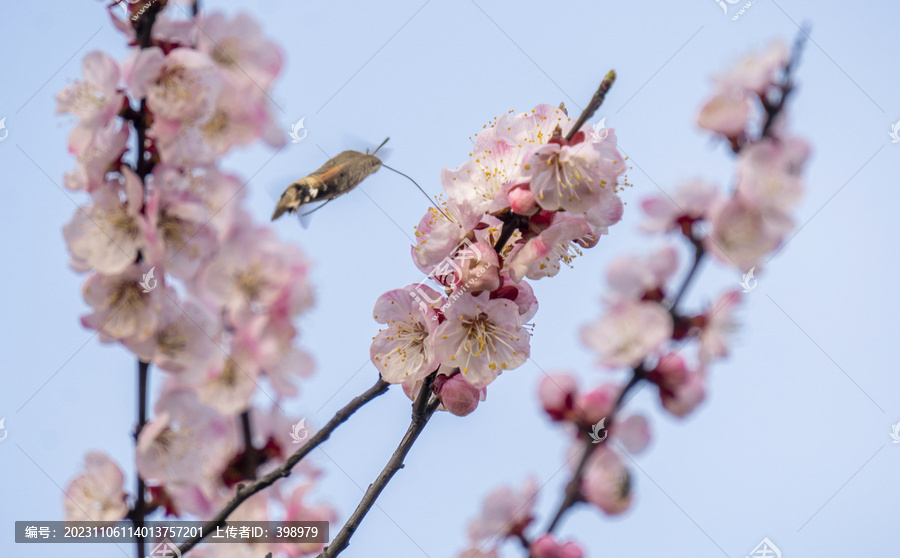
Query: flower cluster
371,104,630,411
59,5,331,554
458,40,809,557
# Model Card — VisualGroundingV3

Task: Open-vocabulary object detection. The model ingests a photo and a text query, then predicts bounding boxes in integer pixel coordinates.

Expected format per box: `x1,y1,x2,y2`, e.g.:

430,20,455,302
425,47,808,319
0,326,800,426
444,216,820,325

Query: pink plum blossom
736,137,809,213
538,372,579,421
433,292,530,388
81,264,165,342
411,201,482,275
55,51,123,130
467,477,538,543
507,213,594,282
141,181,217,280
196,12,284,91
280,482,338,557
63,120,130,192
127,47,222,122
640,179,719,234
370,285,441,384
64,451,129,522
696,89,751,137
123,295,220,380
582,301,673,369
63,167,145,274
705,195,792,272
524,130,626,214
136,389,233,486
717,40,788,94
604,245,679,303
580,446,631,515
647,353,707,417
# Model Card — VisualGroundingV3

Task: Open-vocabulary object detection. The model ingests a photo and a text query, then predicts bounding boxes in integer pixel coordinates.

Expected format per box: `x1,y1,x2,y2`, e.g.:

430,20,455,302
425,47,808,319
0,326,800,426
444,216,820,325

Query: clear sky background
2,1,899,557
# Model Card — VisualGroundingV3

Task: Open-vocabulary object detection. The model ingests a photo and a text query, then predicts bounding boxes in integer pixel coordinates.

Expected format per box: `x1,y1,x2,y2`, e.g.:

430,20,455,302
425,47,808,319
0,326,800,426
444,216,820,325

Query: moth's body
271,150,383,221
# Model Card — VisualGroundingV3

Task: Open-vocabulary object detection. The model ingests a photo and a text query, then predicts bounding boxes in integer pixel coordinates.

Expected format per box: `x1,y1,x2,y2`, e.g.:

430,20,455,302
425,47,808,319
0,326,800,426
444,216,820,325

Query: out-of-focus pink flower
55,51,123,130
467,478,538,542
614,414,651,453
717,40,788,94
81,264,165,342
142,183,217,281
524,130,626,214
705,196,792,272
280,483,338,557
582,301,672,369
531,535,585,558
63,121,129,192
580,446,631,515
123,295,219,380
370,285,441,384
574,383,619,426
127,47,222,122
433,292,530,388
64,168,145,274
197,221,311,318
647,353,706,417
699,290,742,362
64,451,129,522
538,373,578,421
136,389,233,486
196,12,283,91
507,213,593,282
640,179,720,234
736,137,809,213
604,245,678,303
697,89,751,137
434,370,486,416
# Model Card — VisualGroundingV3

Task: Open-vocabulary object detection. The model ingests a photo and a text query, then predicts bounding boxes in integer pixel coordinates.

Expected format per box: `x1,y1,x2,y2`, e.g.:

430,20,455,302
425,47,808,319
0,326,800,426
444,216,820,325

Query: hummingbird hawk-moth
271,138,388,221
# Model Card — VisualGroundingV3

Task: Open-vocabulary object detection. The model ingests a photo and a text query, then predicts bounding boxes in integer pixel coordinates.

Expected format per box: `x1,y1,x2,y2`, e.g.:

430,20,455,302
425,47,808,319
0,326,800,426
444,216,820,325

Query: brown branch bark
317,374,440,558
177,377,391,556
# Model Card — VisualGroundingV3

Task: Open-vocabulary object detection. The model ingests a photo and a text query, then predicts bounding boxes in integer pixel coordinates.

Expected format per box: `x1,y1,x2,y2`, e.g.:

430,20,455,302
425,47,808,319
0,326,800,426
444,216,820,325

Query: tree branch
544,365,645,533
133,360,150,558
565,70,617,142
177,377,390,556
317,374,440,558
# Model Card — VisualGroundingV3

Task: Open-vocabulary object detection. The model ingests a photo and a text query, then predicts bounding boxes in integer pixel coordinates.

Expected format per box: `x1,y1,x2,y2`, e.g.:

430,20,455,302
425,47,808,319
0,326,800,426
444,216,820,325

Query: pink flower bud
531,535,585,558
574,383,618,425
435,371,485,417
457,242,501,293
509,183,539,215
537,373,578,421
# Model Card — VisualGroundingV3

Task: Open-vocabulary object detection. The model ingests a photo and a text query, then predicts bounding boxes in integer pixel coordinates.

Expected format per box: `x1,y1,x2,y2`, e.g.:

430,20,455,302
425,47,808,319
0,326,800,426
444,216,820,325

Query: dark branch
177,377,391,556
318,373,440,558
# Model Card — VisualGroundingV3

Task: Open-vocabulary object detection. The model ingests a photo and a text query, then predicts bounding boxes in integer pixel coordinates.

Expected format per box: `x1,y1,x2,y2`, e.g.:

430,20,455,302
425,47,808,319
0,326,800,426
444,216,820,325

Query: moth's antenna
372,137,390,155
381,163,450,220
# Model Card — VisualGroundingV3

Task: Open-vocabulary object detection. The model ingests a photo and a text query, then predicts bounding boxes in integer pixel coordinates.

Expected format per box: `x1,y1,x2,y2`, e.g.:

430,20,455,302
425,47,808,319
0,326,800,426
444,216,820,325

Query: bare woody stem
318,374,441,558
565,70,617,142
544,365,645,534
177,377,390,556
133,360,151,558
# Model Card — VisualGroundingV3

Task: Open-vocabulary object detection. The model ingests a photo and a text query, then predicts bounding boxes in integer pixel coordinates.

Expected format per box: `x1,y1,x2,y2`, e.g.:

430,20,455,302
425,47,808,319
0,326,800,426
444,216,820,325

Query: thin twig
240,411,259,480
177,377,391,556
318,377,440,558
544,365,645,533
133,360,150,558
668,235,704,312
565,70,617,142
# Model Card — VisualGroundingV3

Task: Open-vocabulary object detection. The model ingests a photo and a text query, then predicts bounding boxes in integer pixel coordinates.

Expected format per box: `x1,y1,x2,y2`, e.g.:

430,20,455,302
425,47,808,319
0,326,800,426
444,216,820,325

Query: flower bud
537,374,577,421
434,371,485,417
509,183,540,215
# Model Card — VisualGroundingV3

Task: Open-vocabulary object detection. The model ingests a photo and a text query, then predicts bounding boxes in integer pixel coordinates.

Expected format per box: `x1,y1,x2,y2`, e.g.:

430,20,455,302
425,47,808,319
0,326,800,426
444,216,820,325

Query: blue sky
2,0,899,557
